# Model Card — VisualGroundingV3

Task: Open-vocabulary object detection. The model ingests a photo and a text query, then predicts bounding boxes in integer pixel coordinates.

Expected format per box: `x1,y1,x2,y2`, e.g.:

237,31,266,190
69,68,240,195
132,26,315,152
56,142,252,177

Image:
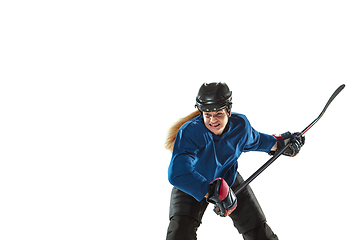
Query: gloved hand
206,178,237,217
270,131,305,157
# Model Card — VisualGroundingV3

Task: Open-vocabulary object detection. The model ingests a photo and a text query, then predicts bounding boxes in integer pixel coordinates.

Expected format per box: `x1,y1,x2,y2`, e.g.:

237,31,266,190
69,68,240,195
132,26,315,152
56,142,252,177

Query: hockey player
164,82,305,240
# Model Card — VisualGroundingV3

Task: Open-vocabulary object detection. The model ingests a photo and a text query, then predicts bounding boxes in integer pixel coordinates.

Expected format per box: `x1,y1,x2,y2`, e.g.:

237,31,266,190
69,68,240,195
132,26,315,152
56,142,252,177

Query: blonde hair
164,110,201,152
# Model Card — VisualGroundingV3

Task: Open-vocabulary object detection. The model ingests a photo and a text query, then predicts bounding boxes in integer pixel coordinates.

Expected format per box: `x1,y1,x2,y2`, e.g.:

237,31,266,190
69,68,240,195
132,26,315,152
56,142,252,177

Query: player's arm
168,130,209,202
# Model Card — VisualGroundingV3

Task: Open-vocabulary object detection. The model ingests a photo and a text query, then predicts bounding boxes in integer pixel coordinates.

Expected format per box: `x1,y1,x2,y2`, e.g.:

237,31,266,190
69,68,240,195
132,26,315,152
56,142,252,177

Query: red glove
206,178,237,217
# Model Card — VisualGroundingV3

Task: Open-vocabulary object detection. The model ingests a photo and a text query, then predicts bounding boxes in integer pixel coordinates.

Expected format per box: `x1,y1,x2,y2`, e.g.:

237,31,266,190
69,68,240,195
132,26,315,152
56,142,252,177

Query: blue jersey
168,112,276,202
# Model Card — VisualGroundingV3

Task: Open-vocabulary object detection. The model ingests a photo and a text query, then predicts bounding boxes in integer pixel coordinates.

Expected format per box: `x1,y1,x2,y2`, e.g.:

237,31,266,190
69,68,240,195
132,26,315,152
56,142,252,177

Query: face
203,109,231,135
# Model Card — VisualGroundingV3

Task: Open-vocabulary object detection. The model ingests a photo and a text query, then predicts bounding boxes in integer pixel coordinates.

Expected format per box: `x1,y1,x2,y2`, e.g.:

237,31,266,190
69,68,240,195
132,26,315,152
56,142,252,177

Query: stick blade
300,84,345,135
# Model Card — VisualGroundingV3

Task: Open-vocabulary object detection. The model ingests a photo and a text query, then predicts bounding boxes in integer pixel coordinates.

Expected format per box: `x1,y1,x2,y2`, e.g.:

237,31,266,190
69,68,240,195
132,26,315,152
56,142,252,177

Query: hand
205,192,232,217
271,132,305,157
206,178,237,217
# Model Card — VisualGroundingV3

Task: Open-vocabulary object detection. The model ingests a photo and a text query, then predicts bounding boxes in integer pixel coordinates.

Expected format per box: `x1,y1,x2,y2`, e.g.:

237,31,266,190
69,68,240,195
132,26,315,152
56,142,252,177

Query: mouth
209,123,220,128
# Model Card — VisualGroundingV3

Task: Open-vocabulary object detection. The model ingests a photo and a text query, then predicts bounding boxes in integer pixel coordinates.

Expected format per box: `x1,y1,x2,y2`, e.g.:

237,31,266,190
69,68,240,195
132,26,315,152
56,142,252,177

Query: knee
166,215,200,240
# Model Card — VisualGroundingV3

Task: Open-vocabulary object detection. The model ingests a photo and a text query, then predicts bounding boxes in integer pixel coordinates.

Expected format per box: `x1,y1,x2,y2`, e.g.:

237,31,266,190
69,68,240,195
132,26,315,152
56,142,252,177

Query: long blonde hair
164,110,201,152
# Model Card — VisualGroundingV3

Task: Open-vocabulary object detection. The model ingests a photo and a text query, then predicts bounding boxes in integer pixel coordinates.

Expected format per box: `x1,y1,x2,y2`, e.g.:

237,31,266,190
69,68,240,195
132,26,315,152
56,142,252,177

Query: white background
1,1,359,239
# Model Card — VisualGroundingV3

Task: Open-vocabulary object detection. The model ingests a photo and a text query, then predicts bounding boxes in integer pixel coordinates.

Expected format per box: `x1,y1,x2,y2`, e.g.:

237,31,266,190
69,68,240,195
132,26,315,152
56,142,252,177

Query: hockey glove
206,178,237,217
270,131,305,157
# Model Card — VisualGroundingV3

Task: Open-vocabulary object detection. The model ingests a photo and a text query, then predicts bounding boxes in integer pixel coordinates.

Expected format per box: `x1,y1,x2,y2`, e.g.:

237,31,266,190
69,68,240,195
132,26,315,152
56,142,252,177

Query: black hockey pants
166,173,278,240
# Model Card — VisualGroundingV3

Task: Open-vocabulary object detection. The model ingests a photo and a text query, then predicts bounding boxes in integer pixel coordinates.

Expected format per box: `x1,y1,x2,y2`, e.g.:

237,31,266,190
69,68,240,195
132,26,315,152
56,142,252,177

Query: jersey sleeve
168,128,210,202
242,118,277,153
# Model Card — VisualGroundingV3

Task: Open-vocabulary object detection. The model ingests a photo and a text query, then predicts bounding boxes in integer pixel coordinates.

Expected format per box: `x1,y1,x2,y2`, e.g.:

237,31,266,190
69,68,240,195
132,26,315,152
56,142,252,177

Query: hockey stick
234,84,345,195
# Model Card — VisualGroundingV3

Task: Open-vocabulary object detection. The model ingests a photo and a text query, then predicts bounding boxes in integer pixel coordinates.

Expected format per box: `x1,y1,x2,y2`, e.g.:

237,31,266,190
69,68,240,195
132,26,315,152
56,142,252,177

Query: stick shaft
234,142,290,195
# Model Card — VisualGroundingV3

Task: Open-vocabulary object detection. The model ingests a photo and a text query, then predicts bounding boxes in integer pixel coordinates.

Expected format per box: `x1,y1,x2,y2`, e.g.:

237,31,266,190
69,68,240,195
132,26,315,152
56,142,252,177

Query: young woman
165,82,304,240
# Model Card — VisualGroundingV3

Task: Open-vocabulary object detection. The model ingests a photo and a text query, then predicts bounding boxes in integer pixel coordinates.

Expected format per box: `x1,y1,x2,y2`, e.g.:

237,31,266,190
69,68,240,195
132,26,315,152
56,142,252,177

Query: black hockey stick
234,84,345,195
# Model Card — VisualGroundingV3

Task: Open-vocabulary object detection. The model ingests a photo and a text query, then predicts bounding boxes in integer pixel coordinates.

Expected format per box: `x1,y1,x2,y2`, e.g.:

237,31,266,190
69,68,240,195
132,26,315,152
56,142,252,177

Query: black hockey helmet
195,82,232,113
